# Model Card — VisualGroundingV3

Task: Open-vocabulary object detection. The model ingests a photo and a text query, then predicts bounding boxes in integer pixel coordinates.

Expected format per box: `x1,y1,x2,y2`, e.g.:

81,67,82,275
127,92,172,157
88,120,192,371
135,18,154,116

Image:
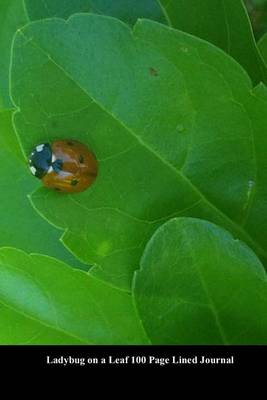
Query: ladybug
28,140,98,193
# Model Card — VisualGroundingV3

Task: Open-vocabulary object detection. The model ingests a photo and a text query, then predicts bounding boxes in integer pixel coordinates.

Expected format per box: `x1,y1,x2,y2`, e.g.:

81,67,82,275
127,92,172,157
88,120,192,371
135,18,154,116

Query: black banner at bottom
0,345,265,370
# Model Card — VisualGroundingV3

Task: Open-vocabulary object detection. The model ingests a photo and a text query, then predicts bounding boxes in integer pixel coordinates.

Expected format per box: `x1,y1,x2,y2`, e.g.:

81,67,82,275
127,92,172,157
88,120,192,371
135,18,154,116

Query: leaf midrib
187,236,229,344
156,0,173,27
221,0,231,54
15,28,267,262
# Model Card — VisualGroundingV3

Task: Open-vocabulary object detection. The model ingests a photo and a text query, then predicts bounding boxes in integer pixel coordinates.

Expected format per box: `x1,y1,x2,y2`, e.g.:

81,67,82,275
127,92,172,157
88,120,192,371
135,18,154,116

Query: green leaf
0,0,165,106
10,15,267,290
258,31,267,62
0,0,28,107
0,247,148,344
252,81,267,100
240,84,267,249
134,218,267,344
25,0,166,25
159,0,267,85
0,109,86,268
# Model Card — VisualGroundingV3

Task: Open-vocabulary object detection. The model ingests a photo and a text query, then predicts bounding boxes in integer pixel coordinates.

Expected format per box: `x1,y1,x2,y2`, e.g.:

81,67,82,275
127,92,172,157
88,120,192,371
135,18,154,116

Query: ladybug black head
28,143,52,179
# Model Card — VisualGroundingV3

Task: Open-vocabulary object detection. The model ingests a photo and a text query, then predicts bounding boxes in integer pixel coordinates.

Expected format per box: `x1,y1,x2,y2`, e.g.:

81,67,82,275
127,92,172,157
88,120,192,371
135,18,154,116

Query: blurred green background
245,0,267,40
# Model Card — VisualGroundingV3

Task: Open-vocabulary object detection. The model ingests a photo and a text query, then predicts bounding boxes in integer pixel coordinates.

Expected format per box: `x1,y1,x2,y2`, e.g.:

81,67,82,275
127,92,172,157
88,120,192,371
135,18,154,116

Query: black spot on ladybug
71,179,79,186
149,67,158,77
79,155,84,164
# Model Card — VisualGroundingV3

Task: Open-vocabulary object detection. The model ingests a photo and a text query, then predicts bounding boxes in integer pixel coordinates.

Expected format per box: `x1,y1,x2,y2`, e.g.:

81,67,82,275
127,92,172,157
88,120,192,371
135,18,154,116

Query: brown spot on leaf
149,67,158,77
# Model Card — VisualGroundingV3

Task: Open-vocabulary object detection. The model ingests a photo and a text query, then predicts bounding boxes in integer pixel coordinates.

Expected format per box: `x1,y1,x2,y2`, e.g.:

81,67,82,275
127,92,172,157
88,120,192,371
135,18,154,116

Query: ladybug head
28,143,52,179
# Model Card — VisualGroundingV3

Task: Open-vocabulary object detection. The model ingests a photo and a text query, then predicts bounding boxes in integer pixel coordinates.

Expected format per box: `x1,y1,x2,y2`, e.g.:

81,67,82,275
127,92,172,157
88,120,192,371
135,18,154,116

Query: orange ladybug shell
42,140,97,193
